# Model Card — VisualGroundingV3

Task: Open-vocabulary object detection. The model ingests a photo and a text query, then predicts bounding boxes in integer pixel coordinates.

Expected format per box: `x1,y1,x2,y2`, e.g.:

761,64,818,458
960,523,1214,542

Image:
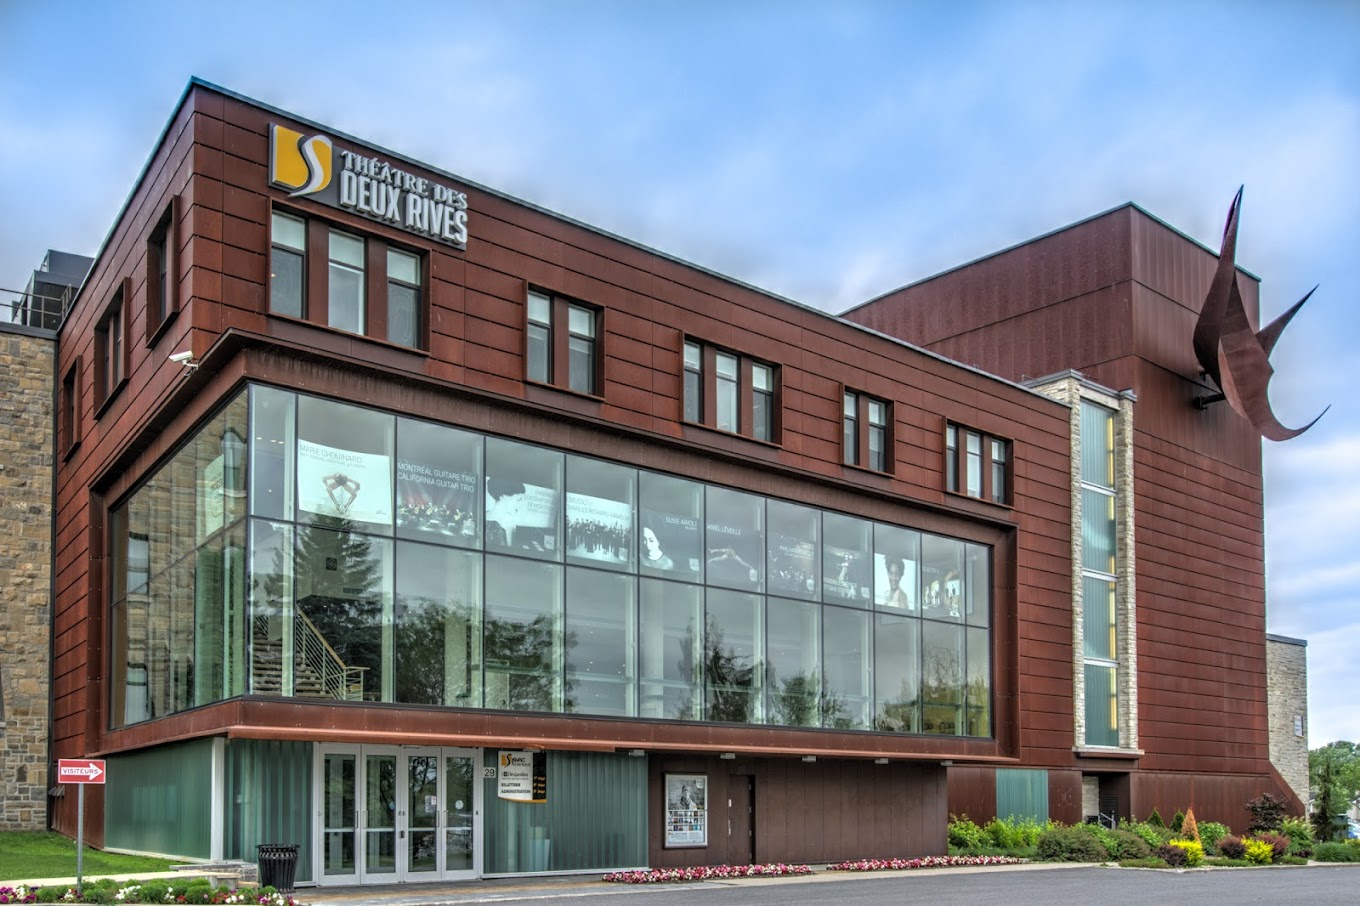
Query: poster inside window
485,439,562,559
396,419,481,544
766,499,818,600
705,487,763,591
664,773,707,847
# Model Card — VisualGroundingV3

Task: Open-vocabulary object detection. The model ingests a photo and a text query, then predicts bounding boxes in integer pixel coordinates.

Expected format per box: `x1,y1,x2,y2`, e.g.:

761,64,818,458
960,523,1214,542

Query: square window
525,289,601,396
945,422,1010,504
684,340,779,443
843,389,892,472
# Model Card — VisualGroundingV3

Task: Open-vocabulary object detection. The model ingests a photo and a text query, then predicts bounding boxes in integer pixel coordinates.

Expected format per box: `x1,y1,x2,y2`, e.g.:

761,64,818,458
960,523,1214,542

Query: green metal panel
104,739,214,858
224,739,314,883
483,750,646,873
995,768,1049,823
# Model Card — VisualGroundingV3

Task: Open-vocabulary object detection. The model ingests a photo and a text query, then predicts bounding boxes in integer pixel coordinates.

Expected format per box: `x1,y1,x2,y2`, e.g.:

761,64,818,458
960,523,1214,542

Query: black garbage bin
257,843,300,893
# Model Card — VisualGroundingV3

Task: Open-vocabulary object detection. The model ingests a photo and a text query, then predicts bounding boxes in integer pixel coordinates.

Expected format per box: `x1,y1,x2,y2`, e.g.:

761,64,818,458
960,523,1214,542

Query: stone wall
0,323,54,830
1266,634,1309,804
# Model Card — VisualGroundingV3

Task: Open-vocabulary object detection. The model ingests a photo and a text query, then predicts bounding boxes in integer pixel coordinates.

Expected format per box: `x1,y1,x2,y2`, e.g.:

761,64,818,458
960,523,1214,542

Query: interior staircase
250,608,367,701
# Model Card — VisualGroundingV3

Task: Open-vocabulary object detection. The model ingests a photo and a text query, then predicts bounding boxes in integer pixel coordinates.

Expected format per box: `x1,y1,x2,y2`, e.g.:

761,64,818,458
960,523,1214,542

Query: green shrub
986,817,1024,849
1171,810,1186,833
35,888,68,904
1154,843,1188,867
1205,856,1252,867
1119,857,1169,868
1243,838,1275,865
1168,839,1204,866
1105,828,1152,861
1077,821,1117,858
1121,818,1173,849
1279,816,1314,856
1198,821,1230,852
1314,841,1360,862
136,882,170,902
1036,825,1109,862
948,815,990,850
1148,808,1165,827
1280,854,1308,865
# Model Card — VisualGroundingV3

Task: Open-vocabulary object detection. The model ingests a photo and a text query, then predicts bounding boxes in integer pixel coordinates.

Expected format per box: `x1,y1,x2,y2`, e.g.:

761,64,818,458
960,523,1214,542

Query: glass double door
316,745,480,885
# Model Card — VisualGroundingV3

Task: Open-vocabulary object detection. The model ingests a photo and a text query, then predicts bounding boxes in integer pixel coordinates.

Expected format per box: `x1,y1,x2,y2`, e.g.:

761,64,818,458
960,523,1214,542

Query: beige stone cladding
1266,634,1308,804
0,325,55,830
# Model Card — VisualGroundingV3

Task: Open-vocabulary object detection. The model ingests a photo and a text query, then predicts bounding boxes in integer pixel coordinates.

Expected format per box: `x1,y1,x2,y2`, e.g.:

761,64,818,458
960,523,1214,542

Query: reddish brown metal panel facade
50,83,1075,853
846,205,1289,826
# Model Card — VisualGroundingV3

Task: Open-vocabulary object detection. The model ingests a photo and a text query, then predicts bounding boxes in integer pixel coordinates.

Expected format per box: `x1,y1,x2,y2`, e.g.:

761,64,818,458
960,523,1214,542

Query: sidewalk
6,861,1088,904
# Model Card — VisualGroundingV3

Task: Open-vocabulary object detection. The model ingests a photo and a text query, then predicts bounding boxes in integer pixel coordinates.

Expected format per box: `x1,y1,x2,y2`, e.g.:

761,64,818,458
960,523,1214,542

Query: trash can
257,843,300,893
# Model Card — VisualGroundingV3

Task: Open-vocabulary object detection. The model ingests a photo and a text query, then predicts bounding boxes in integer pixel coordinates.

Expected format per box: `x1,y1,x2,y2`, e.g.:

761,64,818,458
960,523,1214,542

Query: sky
2,1,1357,747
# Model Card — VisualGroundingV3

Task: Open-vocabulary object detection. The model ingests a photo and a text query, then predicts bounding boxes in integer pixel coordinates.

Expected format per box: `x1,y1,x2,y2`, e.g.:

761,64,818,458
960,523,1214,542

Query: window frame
681,338,780,444
145,196,182,345
60,356,82,459
267,205,428,350
944,422,1010,505
94,277,132,415
842,388,893,473
523,287,603,397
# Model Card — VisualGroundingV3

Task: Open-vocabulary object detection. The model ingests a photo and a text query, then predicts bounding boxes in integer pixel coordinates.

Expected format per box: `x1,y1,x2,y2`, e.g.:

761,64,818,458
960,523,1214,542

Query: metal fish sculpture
1192,187,1328,441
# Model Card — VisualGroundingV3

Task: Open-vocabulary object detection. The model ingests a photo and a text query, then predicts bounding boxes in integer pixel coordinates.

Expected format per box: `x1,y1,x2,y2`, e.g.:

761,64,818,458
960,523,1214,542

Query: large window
525,289,600,395
682,340,778,442
1080,400,1119,746
946,423,1009,504
844,391,891,472
268,211,425,349
108,385,994,739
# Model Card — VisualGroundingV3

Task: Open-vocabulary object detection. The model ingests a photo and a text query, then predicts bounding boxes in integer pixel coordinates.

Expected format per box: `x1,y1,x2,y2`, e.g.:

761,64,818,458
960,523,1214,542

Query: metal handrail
295,606,367,701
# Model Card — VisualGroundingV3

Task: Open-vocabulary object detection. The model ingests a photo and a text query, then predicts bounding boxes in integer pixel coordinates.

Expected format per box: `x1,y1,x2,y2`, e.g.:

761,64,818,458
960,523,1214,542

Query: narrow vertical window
146,200,178,342
683,342,702,423
567,303,596,394
715,352,738,433
386,248,420,348
95,281,129,410
965,431,983,497
526,291,551,384
327,229,366,334
843,392,859,465
60,358,81,456
990,439,1007,504
945,425,958,491
270,212,306,318
107,303,123,392
751,363,773,442
868,399,887,472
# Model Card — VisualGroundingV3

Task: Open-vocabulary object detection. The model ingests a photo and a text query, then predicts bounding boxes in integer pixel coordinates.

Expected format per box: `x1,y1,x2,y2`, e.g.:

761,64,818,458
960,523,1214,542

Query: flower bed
829,855,1024,871
603,863,812,884
0,883,302,904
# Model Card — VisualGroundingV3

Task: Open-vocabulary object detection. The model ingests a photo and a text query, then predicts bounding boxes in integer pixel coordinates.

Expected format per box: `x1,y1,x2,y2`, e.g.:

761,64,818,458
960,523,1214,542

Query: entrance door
315,745,481,885
727,775,755,865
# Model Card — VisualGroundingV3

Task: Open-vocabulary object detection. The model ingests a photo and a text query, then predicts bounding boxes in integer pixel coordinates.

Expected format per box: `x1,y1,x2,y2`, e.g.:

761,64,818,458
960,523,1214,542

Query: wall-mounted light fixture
801,755,817,763
874,758,890,765
719,752,736,760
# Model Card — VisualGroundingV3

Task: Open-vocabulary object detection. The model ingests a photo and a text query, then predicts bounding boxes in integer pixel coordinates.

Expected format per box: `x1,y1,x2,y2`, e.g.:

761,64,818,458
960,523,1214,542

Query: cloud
1302,622,1360,746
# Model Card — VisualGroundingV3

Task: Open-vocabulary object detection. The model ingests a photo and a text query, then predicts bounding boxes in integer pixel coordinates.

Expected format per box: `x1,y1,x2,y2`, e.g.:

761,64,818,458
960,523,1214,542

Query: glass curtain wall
109,385,994,739
109,393,248,727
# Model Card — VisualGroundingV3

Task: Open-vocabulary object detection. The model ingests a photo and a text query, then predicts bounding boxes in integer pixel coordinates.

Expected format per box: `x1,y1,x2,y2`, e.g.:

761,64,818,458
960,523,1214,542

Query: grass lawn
0,832,174,882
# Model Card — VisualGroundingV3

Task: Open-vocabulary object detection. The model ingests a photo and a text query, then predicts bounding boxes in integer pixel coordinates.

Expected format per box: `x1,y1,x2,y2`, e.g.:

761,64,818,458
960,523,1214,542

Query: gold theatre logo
269,123,469,249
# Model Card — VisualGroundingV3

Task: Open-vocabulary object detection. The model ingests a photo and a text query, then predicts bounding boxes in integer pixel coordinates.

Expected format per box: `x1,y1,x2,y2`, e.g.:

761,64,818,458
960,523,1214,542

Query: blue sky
3,1,1357,746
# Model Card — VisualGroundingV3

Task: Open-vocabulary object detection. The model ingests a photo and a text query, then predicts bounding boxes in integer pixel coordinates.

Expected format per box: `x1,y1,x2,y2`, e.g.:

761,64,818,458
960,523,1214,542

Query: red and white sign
56,759,106,785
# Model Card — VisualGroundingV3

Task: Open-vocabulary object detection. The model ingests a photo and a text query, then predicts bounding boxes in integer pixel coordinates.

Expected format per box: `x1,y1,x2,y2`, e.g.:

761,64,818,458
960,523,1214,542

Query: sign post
56,759,106,895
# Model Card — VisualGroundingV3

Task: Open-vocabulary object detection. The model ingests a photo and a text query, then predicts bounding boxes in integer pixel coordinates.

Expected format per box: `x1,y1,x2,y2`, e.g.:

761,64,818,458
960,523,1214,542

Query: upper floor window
270,212,306,318
60,357,81,458
95,278,132,412
268,210,425,349
946,423,1009,504
145,198,180,343
683,340,779,443
844,390,891,472
327,229,366,335
525,289,601,395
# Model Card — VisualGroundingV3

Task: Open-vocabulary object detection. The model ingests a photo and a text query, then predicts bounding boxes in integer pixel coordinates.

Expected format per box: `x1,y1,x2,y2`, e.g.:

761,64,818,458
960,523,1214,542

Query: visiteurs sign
269,123,469,249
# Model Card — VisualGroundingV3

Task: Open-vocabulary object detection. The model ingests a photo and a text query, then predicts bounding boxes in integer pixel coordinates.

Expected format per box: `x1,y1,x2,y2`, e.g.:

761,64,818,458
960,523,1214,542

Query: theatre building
44,79,1302,884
